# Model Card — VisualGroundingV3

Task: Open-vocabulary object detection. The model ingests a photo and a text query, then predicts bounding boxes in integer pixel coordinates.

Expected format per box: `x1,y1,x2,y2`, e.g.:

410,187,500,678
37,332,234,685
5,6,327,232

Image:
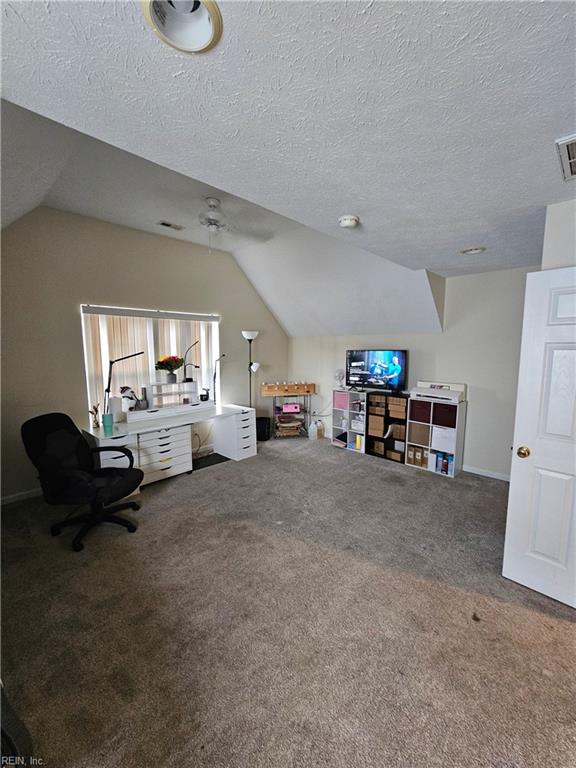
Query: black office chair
21,413,143,552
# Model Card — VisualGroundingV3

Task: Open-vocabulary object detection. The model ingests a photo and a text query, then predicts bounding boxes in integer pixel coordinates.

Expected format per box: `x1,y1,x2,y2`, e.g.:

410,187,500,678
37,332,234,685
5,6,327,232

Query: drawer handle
160,465,172,471
242,435,250,440
241,425,250,430
160,457,171,463
242,445,251,450
240,418,250,423
158,441,171,447
159,449,171,454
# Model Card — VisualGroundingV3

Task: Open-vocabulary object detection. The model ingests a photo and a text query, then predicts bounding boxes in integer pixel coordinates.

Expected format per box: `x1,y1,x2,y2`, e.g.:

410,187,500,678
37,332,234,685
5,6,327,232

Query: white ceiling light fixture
460,246,487,256
141,0,223,54
338,214,360,229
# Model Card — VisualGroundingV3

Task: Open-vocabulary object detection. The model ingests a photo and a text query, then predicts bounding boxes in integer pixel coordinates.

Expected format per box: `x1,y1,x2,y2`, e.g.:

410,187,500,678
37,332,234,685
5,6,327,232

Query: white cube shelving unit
331,389,367,454
405,382,467,478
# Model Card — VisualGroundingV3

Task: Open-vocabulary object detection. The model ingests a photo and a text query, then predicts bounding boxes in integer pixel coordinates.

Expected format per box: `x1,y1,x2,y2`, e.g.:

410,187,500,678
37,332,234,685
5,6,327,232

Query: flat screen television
346,349,407,392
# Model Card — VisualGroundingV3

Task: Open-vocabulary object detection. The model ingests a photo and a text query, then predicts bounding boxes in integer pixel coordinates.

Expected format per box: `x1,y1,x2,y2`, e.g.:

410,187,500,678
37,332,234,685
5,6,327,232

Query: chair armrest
91,446,135,469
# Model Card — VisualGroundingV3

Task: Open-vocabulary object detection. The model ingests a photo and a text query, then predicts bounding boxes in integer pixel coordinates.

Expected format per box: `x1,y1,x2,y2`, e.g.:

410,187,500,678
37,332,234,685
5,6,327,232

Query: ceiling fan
198,196,285,244
199,197,227,234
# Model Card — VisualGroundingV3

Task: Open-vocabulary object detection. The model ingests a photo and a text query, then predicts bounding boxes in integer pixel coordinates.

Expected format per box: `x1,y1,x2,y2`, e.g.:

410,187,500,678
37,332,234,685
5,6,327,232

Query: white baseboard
2,487,42,505
463,464,510,482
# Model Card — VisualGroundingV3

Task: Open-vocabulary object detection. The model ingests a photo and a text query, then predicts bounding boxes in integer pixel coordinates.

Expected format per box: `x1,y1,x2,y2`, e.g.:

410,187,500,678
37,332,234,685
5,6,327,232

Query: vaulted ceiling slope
235,228,443,337
1,101,298,250
2,1,574,277
1,101,443,336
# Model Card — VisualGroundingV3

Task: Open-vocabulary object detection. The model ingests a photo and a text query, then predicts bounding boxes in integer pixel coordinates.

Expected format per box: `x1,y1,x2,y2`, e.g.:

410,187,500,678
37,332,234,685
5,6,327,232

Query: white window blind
81,305,220,408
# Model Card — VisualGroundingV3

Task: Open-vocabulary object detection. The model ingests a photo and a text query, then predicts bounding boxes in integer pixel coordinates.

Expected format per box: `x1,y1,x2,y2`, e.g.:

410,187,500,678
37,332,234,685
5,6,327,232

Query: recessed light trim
142,0,223,53
460,246,486,256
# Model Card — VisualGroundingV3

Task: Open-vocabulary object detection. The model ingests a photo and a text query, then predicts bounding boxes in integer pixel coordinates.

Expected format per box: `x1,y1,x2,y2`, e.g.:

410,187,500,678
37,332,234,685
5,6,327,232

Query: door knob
516,446,531,459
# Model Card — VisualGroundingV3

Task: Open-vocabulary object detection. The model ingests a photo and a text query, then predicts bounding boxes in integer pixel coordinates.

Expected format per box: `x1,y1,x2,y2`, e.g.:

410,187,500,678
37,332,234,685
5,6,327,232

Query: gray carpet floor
2,439,575,768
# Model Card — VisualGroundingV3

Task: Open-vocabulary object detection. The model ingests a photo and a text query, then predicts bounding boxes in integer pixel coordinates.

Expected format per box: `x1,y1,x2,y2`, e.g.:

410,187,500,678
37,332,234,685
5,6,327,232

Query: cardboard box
385,450,402,462
392,424,406,440
394,440,405,453
388,408,406,419
414,448,423,466
368,415,385,437
408,422,430,447
407,445,415,465
372,440,385,456
369,406,385,416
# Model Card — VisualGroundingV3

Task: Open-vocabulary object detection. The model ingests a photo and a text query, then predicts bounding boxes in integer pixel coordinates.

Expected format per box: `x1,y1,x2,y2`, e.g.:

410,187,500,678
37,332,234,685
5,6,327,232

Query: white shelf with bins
331,389,367,453
405,388,467,478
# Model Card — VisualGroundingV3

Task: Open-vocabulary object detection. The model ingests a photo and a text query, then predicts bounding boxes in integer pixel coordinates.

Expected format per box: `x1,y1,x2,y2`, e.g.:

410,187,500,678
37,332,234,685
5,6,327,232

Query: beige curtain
83,313,206,407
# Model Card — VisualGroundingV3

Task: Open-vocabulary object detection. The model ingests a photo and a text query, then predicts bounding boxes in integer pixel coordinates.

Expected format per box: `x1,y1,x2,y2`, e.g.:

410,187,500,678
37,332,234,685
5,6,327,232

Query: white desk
84,404,256,486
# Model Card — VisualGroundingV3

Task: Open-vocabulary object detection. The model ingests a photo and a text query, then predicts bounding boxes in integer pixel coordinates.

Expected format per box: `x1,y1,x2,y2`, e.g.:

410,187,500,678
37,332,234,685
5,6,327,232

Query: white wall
541,199,576,270
235,227,444,336
1,207,289,498
289,267,534,480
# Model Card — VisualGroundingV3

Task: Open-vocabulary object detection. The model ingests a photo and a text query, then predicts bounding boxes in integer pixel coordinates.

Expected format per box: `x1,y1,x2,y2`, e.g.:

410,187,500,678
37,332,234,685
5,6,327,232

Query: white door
502,266,576,607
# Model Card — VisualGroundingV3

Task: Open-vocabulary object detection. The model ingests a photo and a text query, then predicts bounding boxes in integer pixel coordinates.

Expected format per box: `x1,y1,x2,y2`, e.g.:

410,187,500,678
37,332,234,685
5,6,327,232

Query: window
81,305,220,408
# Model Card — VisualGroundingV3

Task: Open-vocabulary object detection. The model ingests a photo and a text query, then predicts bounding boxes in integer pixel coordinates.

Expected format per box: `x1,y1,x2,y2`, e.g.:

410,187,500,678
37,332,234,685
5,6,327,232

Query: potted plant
155,355,184,383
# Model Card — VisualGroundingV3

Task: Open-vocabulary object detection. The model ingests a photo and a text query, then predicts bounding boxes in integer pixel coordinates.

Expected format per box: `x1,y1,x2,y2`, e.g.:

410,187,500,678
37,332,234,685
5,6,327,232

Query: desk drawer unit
138,426,192,484
213,409,257,461
96,434,138,468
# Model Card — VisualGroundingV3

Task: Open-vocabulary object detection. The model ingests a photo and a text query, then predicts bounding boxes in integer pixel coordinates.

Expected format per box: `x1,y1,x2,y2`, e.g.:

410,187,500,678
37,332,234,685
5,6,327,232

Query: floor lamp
241,331,260,408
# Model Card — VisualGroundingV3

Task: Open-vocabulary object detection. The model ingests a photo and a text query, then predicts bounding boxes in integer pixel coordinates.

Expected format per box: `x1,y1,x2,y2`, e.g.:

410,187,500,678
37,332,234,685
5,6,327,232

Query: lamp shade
241,330,259,341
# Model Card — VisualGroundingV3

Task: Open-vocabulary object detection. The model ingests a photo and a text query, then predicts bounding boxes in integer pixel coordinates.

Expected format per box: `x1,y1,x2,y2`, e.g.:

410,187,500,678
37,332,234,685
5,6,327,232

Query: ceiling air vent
157,221,185,231
556,134,576,181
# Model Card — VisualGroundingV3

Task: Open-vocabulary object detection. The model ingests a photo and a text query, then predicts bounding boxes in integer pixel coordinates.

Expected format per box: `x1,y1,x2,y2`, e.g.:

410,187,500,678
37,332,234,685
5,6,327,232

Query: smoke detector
460,246,486,256
338,214,360,229
141,0,223,53
199,197,227,233
556,134,576,182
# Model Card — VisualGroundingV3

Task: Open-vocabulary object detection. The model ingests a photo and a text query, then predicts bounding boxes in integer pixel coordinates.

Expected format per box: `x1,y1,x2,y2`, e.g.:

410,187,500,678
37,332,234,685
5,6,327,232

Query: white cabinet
213,409,257,461
95,434,138,468
137,425,193,485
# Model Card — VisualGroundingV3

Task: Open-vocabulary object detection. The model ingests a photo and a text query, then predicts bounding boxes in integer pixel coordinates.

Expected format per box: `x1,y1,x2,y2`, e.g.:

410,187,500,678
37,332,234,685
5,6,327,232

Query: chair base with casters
51,499,140,552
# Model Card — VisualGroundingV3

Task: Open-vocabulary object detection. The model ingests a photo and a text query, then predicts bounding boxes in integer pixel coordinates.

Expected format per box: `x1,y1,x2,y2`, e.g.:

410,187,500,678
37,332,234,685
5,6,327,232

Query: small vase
166,372,177,383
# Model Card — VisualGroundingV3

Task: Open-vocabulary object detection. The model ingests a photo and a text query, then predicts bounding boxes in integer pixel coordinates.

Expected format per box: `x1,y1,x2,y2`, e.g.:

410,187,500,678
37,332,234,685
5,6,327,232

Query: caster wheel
130,502,140,511
127,524,137,533
72,541,84,552
51,526,62,537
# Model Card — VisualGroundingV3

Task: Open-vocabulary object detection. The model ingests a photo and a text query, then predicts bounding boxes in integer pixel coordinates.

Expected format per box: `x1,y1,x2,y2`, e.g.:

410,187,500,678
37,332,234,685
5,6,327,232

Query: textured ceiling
1,100,443,336
2,1,574,276
1,101,297,249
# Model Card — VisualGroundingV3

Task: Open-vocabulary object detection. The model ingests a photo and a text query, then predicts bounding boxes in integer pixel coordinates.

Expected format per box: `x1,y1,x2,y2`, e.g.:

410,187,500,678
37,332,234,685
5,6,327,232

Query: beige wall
1,207,289,498
289,267,534,479
541,199,576,270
